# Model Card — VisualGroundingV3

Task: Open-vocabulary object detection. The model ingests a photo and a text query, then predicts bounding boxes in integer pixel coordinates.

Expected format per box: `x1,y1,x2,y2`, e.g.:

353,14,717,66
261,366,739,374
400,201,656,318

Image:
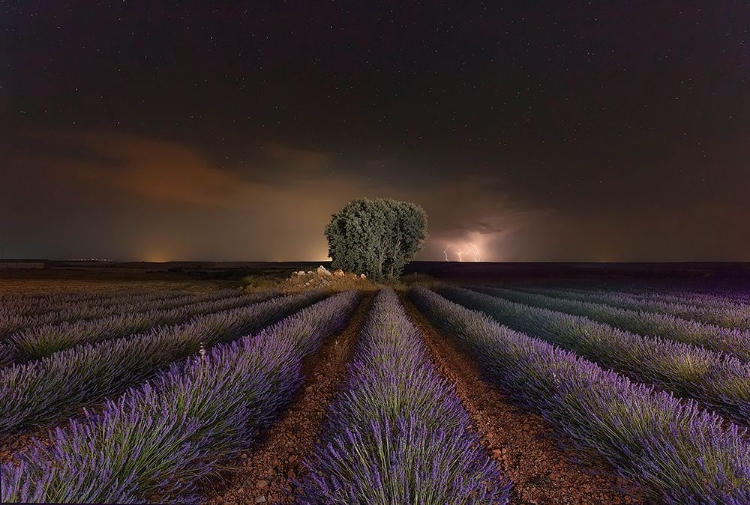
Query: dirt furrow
202,292,373,505
0,421,57,465
399,292,648,505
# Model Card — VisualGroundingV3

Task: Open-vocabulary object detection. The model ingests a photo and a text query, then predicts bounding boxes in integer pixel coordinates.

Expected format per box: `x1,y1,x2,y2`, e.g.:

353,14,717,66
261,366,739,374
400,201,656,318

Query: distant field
0,279,220,295
1,264,748,504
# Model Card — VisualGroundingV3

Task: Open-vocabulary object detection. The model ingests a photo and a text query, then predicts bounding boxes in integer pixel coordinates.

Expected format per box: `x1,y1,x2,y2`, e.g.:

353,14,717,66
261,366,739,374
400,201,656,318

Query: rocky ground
268,265,373,292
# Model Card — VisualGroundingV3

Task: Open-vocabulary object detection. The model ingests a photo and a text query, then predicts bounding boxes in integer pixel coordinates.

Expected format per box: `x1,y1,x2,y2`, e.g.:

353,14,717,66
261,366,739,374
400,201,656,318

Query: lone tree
325,198,428,281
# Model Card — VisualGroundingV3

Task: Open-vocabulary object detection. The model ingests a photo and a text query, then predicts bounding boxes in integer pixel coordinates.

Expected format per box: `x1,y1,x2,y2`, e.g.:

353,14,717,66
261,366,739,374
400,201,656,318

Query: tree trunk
376,237,386,278
389,238,401,278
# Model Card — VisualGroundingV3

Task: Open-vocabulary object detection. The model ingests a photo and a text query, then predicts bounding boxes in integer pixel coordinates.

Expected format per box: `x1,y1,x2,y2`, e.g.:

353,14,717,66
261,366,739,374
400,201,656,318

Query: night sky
2,1,749,262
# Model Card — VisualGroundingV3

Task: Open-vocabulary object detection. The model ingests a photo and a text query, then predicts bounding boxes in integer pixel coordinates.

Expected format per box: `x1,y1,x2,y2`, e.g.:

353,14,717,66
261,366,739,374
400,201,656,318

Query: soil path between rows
399,291,648,505
202,292,373,505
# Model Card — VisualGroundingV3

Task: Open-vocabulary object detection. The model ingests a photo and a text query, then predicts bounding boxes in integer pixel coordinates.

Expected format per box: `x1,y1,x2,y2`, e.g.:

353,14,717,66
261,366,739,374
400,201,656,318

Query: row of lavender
1,291,360,503
0,286,170,307
0,288,194,322
518,286,750,330
440,287,750,426
587,285,750,307
298,289,511,504
0,290,326,437
476,287,750,362
0,288,259,339
411,287,749,505
0,289,274,342
0,290,280,366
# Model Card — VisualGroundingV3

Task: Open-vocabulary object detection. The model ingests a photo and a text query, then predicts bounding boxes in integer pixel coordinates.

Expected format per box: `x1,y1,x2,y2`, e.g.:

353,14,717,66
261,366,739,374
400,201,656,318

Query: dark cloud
1,132,535,260
3,127,750,261
1,2,749,261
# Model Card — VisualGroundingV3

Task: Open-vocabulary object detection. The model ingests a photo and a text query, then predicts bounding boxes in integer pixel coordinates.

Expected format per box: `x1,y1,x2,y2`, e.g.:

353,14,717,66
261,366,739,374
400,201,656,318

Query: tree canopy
324,198,428,280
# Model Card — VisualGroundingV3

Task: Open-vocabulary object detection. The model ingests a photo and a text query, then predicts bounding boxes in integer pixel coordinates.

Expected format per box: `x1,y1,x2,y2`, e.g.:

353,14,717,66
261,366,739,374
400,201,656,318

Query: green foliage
325,198,428,281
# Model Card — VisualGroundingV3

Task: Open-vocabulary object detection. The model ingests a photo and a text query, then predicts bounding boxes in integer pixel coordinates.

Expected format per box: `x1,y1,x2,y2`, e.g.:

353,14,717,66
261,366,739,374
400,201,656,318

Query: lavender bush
519,286,750,330
0,290,360,504
0,288,179,317
474,287,750,362
0,290,326,437
297,289,511,505
1,291,280,365
581,286,750,308
0,289,215,336
440,287,750,426
411,287,750,505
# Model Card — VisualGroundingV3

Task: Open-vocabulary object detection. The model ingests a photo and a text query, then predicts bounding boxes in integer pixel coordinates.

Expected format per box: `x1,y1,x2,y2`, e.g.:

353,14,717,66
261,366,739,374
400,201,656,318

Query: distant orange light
142,251,171,263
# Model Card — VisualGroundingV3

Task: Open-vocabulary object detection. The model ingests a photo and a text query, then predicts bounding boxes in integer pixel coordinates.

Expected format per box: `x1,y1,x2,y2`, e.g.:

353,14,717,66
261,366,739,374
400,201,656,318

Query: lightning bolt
444,243,481,262
469,243,481,262
444,245,450,261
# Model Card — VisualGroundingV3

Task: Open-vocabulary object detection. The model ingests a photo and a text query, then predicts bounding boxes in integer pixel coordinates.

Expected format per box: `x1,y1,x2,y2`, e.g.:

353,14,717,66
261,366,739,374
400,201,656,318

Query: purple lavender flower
297,289,511,504
1,290,360,503
410,286,750,505
439,286,750,426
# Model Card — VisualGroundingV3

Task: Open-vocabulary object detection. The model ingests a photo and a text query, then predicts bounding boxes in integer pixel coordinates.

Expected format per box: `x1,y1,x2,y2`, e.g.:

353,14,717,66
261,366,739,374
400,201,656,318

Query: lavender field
1,279,748,504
